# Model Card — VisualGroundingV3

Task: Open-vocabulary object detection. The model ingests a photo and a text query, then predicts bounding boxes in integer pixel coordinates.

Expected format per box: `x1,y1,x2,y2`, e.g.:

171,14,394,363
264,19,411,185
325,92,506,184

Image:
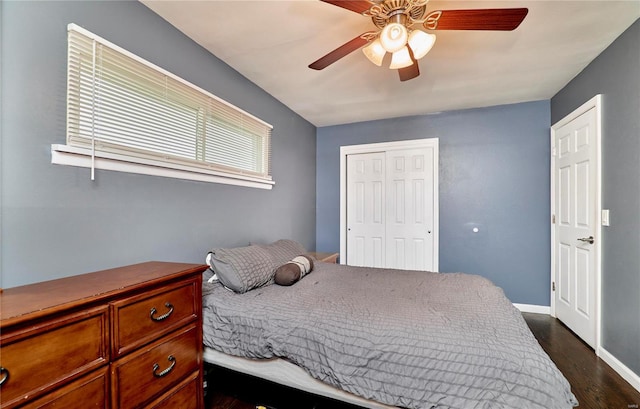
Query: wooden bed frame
203,347,396,409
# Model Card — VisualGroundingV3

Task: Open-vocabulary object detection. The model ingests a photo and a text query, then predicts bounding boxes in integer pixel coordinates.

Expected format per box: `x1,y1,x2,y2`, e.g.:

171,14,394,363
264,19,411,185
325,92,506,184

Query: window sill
51,144,274,190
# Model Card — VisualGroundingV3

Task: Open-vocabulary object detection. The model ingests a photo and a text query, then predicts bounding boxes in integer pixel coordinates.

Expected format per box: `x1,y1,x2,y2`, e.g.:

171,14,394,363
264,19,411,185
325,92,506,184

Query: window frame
52,23,275,190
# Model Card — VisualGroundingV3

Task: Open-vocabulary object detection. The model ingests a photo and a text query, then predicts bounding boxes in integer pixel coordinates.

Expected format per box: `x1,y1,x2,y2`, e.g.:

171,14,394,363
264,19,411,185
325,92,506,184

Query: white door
553,104,599,349
386,148,435,271
346,146,436,271
346,152,386,267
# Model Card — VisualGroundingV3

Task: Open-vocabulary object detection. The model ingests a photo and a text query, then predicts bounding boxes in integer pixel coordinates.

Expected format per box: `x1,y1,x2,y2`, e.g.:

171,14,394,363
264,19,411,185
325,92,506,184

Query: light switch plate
602,209,610,226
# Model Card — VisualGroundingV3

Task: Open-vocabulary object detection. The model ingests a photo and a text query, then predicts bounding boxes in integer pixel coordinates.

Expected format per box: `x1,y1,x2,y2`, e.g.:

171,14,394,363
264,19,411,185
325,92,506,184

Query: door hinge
552,281,556,292
552,214,556,224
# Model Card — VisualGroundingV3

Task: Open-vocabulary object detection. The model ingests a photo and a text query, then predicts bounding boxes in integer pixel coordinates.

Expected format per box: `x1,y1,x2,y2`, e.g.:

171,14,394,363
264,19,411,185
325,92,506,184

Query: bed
202,240,578,409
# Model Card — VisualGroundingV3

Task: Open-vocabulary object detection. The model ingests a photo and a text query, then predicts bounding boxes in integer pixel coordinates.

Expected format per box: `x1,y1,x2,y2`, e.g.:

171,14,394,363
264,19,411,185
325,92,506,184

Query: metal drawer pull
150,302,174,322
577,236,595,244
0,367,9,387
152,355,176,378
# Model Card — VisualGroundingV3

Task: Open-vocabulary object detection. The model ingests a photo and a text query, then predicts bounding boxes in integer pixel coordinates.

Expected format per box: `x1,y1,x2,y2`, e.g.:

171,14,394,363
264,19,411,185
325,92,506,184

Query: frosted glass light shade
362,39,386,66
408,30,436,60
389,46,413,69
380,23,408,53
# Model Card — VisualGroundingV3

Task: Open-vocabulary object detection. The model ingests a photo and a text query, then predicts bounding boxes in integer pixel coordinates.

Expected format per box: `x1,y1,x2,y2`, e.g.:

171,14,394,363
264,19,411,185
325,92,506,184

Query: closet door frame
339,138,439,270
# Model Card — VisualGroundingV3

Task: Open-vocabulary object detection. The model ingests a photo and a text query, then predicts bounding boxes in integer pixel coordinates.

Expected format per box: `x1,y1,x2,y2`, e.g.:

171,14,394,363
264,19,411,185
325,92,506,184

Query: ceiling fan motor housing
370,0,428,29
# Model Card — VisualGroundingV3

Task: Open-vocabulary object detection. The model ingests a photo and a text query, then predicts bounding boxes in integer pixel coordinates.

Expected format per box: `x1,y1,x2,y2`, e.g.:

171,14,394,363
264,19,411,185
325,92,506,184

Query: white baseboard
598,347,640,393
514,303,551,314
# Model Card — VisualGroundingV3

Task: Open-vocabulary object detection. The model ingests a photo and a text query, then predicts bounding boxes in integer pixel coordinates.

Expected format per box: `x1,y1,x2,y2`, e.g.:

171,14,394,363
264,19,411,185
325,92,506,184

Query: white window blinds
63,24,273,188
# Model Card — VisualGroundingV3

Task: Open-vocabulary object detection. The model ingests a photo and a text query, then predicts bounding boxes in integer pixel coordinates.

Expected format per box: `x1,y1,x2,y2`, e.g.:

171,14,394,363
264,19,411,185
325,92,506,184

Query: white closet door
386,148,435,271
345,146,436,271
346,152,386,267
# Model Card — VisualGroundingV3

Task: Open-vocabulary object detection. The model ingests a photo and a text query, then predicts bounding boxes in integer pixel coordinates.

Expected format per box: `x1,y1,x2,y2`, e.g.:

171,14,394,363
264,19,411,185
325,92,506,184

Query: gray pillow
207,239,308,293
208,245,276,293
256,239,307,265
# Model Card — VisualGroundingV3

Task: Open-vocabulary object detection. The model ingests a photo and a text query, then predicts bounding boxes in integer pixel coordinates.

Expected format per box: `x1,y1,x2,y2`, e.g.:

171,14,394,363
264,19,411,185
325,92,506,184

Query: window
52,24,274,189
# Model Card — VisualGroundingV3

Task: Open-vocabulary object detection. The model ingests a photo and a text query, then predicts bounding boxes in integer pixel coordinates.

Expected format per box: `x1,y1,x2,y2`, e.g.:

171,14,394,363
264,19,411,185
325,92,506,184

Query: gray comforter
202,262,578,409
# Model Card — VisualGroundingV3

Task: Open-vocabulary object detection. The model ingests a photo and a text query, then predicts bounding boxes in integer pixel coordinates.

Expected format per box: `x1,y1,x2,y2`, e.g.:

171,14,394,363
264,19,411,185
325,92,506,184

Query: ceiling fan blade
320,0,372,15
309,34,371,70
398,48,420,82
398,61,420,81
426,8,528,31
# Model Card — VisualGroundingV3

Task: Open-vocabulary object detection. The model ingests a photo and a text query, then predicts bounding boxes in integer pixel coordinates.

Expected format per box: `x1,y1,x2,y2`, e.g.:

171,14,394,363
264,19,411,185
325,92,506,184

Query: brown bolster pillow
274,255,314,286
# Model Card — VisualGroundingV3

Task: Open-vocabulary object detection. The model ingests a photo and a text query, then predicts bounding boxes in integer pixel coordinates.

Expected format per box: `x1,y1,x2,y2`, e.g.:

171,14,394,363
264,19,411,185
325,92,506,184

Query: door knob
577,236,595,244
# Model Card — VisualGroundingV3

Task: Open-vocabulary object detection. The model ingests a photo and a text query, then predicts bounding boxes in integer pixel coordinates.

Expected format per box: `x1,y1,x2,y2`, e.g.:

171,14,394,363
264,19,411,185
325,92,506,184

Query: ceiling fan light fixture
380,22,408,53
389,46,413,69
408,30,436,60
362,39,386,66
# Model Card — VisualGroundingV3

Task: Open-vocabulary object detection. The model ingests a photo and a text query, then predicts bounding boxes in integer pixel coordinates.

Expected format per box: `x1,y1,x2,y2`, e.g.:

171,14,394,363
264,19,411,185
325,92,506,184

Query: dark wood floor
205,313,640,409
523,313,640,409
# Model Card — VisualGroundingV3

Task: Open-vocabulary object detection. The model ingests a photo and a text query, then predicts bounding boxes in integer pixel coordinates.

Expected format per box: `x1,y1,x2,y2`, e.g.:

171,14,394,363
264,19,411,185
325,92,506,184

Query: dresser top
0,261,207,327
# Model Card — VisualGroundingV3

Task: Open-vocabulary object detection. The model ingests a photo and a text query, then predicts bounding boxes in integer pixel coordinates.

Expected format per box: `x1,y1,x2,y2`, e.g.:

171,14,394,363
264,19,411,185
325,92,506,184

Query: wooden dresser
0,261,208,409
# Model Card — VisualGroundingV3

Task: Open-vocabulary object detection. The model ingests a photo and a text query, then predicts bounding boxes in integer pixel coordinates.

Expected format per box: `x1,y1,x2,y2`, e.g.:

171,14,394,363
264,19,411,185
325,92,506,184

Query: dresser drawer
144,371,200,409
111,324,200,409
111,279,198,358
0,306,109,409
23,367,109,409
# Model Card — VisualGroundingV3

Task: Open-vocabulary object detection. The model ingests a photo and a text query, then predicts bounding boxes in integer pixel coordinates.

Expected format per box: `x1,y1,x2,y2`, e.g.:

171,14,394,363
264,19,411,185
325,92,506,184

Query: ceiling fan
309,0,528,81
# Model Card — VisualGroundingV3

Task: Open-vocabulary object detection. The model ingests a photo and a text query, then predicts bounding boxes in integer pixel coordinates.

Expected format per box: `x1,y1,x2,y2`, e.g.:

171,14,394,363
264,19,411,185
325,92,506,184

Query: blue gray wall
317,101,551,306
551,20,640,377
0,1,316,288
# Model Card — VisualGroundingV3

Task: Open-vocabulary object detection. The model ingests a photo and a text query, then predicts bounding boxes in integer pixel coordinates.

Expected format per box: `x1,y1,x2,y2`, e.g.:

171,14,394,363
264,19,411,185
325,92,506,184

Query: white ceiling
141,0,640,127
